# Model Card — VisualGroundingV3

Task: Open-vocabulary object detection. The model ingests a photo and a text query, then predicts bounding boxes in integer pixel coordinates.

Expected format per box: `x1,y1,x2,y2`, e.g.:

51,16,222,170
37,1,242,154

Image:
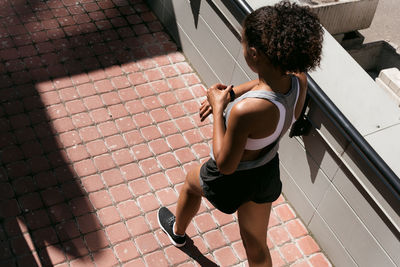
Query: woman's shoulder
227,94,280,139
231,96,279,121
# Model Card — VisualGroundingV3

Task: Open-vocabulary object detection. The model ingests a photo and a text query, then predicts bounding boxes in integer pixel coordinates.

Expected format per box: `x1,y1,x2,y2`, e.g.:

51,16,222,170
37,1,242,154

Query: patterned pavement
0,0,332,266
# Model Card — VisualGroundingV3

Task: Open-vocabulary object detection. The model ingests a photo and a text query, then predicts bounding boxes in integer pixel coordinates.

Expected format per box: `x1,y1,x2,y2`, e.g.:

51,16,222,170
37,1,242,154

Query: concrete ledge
247,0,379,34
347,40,400,78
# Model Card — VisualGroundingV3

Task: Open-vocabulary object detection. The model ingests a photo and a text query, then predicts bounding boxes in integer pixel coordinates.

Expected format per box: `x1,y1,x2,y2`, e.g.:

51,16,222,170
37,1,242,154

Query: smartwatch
229,87,236,102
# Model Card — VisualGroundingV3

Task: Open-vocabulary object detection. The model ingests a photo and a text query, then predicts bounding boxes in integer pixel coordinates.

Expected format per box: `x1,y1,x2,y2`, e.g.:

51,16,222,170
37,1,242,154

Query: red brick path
0,0,332,266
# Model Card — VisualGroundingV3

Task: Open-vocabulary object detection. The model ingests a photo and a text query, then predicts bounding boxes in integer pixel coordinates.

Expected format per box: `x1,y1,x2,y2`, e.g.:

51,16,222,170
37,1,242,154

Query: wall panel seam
280,162,357,265
279,162,317,225
310,129,399,263
328,181,397,265
312,209,358,266
175,19,223,84
195,3,247,83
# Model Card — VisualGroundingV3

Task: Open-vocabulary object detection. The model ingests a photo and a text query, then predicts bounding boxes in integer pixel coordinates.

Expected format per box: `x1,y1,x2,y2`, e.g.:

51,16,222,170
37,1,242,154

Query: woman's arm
206,84,253,174
212,103,250,174
292,73,308,119
199,79,258,122
205,84,232,161
232,79,258,97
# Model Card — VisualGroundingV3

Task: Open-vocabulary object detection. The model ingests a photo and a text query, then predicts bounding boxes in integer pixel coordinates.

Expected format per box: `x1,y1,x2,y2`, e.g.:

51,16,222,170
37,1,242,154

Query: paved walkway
359,0,400,52
0,0,332,266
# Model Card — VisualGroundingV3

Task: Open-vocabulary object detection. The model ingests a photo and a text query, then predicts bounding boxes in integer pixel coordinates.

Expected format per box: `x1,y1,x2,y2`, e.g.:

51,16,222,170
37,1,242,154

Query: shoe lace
166,216,175,228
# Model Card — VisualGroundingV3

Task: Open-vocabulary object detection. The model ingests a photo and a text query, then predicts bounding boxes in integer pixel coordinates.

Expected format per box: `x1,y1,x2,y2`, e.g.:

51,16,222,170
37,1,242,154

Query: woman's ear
249,47,258,60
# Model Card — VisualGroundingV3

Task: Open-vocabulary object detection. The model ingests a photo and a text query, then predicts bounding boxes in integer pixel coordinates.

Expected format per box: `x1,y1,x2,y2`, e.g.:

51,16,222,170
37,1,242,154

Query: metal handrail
230,0,400,199
307,76,400,199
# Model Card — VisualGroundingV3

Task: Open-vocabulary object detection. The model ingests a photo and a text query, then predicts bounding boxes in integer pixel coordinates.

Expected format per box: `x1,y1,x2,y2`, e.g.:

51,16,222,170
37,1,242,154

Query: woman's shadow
179,237,219,267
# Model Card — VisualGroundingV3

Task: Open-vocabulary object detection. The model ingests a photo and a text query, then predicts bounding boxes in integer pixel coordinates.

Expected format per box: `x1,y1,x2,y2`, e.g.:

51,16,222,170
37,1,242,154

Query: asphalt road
359,0,400,52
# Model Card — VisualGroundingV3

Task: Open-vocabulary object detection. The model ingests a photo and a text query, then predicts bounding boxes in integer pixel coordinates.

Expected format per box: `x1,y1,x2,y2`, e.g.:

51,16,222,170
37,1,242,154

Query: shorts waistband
209,144,279,171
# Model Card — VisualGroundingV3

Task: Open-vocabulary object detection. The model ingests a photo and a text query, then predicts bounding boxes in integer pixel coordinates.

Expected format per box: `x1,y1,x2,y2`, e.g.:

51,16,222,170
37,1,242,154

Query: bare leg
237,201,272,267
174,165,203,236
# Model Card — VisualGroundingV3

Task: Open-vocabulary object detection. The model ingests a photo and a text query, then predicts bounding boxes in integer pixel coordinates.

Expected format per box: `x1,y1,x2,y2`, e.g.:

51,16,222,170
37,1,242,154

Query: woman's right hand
206,84,232,113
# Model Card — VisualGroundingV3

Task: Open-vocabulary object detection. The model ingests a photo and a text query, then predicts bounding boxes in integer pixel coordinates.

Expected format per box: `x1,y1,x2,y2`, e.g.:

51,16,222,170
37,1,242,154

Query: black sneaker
157,207,186,247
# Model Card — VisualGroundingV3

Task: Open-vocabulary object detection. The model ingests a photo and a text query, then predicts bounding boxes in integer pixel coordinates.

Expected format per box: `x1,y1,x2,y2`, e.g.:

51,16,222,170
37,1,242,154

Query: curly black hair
243,1,323,73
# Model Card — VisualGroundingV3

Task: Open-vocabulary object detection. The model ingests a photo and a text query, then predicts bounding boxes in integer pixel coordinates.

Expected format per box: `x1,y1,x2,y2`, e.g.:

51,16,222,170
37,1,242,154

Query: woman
158,1,323,266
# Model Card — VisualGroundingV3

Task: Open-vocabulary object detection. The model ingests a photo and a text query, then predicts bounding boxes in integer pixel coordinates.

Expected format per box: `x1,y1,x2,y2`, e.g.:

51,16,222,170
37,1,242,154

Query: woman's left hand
206,83,233,114
199,98,212,122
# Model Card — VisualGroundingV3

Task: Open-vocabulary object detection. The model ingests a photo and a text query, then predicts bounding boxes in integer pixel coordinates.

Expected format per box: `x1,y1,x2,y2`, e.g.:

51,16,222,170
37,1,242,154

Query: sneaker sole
157,209,186,247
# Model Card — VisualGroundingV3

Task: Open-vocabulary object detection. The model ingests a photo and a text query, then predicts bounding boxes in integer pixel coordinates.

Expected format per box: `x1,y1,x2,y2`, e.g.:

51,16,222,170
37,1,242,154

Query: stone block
379,68,398,81
379,68,400,93
375,78,400,105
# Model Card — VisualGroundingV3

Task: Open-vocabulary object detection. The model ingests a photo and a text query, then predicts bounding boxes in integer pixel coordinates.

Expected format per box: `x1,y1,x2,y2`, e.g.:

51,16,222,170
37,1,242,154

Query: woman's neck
257,71,291,94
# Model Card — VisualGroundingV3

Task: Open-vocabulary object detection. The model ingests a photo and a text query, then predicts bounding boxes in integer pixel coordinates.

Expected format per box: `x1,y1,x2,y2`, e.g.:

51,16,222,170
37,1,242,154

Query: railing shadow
0,0,178,265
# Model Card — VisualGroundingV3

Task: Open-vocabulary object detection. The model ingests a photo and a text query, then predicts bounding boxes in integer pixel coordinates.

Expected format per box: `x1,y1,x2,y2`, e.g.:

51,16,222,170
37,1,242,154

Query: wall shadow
0,0,178,265
303,98,350,184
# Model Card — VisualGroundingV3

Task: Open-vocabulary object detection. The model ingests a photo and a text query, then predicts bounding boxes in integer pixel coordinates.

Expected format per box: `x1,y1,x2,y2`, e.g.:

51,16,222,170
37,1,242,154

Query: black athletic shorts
199,154,282,214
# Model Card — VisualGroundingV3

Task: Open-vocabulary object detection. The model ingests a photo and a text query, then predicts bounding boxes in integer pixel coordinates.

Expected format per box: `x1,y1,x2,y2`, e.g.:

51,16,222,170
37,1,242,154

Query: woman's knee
240,230,268,264
243,241,268,264
183,165,203,196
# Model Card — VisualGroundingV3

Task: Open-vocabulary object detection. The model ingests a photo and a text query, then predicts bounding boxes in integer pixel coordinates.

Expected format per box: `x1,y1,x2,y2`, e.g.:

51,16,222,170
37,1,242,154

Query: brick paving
0,0,332,266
